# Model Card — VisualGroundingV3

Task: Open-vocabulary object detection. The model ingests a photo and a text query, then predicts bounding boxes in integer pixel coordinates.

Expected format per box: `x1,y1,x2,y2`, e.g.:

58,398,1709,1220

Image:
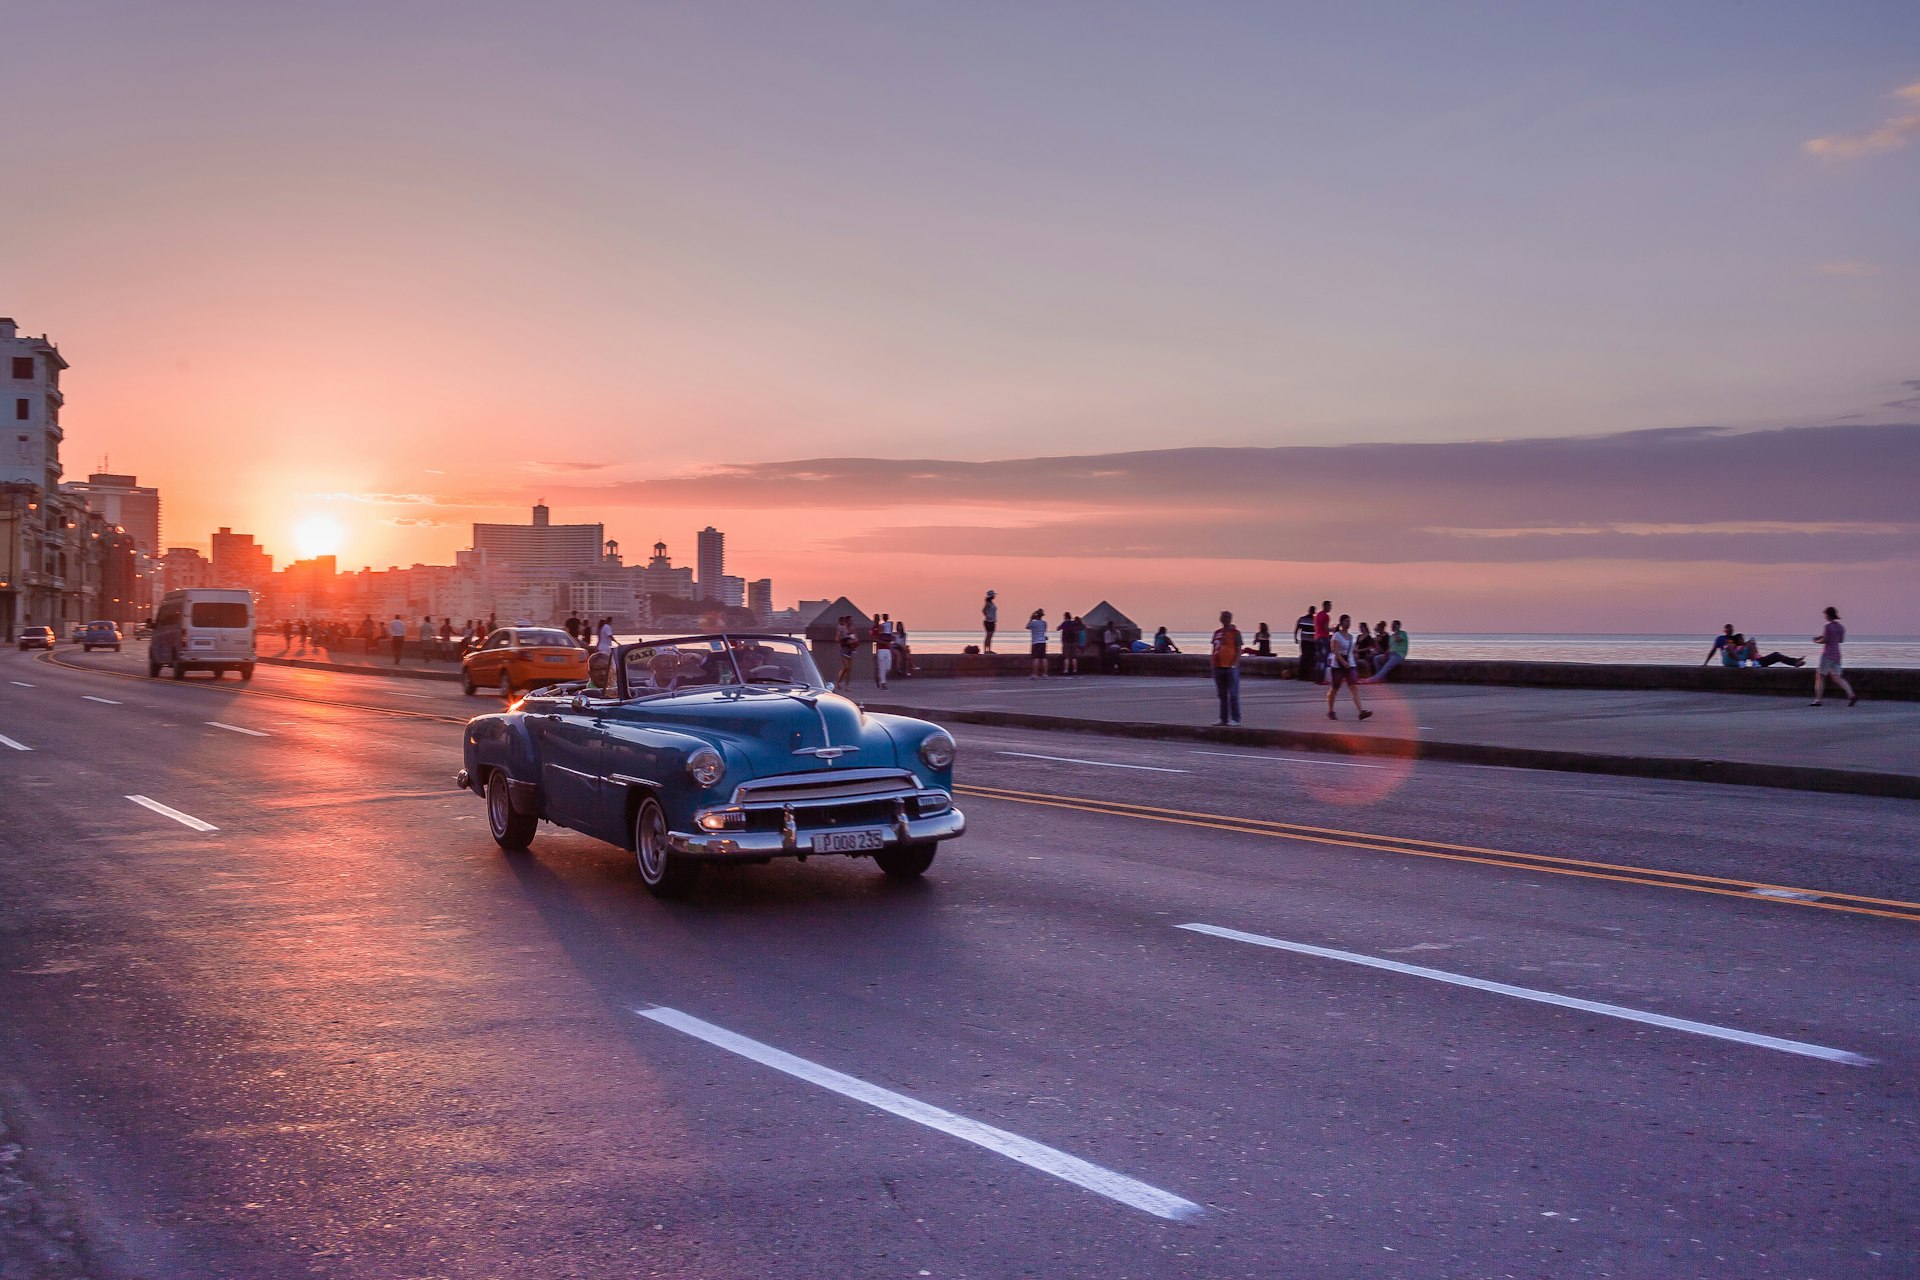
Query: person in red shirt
1210,610,1243,726
1311,601,1331,685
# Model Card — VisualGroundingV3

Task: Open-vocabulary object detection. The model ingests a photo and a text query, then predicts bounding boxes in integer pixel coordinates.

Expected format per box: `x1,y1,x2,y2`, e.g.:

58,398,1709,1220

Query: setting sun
291,515,343,560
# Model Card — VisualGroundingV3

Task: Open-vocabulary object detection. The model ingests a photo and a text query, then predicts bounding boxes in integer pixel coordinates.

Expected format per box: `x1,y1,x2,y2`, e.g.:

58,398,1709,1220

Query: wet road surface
2,646,1915,1278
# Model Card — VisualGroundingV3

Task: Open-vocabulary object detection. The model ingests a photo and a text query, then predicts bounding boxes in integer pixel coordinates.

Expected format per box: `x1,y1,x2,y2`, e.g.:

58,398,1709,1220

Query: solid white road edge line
206,721,271,737
125,795,219,833
82,695,121,705
9,680,33,687
636,1006,1203,1221
0,732,30,751
1177,923,1870,1067
995,750,1189,774
1189,749,1381,769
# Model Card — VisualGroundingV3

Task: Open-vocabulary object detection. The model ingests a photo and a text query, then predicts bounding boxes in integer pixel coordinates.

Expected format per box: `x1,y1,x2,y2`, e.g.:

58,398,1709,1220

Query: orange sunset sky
5,3,1917,631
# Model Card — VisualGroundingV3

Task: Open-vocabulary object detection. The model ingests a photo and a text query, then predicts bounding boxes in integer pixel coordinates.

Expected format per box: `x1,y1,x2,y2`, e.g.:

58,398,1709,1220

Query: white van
150,588,256,680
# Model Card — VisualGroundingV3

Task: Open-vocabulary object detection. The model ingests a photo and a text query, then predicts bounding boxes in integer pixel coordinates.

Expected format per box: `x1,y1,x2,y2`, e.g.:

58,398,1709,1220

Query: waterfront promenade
247,640,1919,797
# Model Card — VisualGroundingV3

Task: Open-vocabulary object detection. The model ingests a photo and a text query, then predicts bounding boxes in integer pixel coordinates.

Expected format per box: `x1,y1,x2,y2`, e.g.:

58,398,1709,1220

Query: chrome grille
733,768,918,805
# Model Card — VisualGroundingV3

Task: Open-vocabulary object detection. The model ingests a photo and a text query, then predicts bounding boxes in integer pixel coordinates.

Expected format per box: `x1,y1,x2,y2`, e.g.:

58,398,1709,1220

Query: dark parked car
456,634,965,896
79,620,122,652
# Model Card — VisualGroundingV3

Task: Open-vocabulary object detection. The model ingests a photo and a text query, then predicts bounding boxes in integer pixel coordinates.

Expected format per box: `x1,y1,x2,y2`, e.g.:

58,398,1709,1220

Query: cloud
1804,82,1920,158
542,422,1920,567
1815,260,1874,277
521,460,615,474
1883,379,1920,411
313,491,445,505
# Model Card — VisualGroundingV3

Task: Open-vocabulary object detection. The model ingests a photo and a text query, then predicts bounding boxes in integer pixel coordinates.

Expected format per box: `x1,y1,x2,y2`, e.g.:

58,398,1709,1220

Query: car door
532,701,619,841
472,630,509,683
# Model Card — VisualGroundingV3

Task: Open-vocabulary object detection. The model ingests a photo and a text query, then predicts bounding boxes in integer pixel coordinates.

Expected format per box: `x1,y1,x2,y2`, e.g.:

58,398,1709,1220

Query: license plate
811,828,886,854
544,655,569,662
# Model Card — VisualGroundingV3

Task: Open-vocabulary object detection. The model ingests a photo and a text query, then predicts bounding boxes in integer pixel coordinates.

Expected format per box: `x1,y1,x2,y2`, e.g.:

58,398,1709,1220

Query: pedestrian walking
596,616,615,654
1810,606,1858,706
1293,605,1317,680
280,619,293,651
1026,609,1048,678
1326,614,1374,721
1210,610,1243,726
834,615,858,689
387,613,407,664
982,591,999,654
871,614,894,688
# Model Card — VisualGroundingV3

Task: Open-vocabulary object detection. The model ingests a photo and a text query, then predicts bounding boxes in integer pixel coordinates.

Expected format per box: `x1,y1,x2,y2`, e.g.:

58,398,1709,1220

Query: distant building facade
471,504,603,575
63,472,161,554
696,525,724,601
211,527,273,591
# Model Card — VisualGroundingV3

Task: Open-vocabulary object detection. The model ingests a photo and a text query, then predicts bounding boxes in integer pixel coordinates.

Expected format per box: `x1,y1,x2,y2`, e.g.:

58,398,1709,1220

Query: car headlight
687,748,726,788
918,731,956,771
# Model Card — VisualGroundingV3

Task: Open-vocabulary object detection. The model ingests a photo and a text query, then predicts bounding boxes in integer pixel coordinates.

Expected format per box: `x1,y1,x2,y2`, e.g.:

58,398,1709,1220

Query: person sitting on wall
1152,626,1180,654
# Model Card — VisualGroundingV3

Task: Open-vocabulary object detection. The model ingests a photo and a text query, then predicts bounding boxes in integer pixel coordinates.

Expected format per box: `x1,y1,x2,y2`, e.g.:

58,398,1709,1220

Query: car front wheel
486,770,536,851
461,668,476,696
875,842,937,879
498,669,513,698
634,796,697,897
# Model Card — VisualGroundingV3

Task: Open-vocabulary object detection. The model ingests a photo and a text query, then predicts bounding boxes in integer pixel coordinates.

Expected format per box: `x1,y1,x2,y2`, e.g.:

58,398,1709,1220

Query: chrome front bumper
667,802,966,858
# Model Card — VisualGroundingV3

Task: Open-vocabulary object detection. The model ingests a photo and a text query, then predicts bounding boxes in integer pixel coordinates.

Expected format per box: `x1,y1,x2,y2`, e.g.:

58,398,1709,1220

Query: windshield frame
614,633,822,700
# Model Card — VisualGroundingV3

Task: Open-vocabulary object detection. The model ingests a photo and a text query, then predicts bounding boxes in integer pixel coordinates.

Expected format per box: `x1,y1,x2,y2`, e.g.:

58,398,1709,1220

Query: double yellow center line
956,782,1920,925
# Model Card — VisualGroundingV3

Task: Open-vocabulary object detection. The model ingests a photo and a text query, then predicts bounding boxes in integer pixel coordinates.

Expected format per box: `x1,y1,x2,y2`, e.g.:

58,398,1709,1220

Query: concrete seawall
842,648,1920,700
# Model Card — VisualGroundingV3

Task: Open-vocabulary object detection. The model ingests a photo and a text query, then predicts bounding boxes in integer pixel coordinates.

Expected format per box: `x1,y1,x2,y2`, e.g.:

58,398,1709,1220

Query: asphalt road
1,645,1915,1278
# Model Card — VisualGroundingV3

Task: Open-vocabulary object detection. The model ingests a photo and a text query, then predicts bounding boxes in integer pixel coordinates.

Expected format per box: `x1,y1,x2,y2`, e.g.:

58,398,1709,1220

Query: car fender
862,711,958,792
598,724,746,831
463,712,538,796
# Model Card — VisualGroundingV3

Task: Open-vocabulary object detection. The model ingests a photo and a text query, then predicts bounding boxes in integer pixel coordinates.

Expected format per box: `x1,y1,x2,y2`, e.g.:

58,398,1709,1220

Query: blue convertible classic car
456,634,965,895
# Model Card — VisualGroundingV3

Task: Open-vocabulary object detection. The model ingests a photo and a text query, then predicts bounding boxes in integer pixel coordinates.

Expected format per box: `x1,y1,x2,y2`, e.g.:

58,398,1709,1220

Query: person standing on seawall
1026,609,1049,679
833,615,858,690
1313,601,1332,684
871,614,894,689
388,614,407,664
1810,606,1858,707
1293,605,1317,680
982,590,999,653
1211,611,1243,726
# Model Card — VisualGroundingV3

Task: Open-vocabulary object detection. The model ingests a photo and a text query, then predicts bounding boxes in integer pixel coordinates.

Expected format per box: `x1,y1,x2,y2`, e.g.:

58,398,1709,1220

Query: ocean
884,631,1920,668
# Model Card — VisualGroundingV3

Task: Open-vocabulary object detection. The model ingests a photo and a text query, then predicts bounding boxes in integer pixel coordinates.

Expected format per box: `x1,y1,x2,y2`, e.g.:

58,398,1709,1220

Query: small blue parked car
456,634,965,895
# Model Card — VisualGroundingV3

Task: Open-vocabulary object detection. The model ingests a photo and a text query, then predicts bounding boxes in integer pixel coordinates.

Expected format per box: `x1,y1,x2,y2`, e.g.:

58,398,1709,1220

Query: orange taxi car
462,626,589,696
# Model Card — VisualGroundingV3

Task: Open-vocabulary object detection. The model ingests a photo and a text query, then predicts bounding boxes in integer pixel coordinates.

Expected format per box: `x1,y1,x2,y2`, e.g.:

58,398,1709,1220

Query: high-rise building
718,573,746,608
63,472,161,555
161,547,213,593
1,318,65,494
210,527,273,591
470,504,604,574
748,578,774,623
696,526,724,601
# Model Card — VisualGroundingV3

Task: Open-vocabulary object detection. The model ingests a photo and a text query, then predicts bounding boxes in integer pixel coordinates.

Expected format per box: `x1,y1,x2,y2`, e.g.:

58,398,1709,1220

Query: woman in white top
596,618,615,654
1027,609,1049,679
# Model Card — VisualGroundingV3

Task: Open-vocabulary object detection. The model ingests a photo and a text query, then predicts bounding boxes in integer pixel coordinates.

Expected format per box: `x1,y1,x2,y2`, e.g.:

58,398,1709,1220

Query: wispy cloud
1884,379,1920,412
521,460,616,475
1815,260,1874,277
313,491,445,506
1804,82,1920,158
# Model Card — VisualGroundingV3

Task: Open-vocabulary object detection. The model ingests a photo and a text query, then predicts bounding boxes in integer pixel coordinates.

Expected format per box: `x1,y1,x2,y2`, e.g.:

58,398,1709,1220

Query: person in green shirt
1363,621,1410,684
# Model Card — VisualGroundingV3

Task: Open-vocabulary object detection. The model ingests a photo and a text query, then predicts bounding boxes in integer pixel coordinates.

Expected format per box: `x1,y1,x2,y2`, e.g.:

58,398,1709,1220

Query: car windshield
621,636,822,697
517,629,577,648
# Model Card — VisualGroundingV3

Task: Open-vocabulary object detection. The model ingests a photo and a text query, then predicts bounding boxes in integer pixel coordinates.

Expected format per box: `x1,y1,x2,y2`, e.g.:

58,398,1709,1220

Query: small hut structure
802,597,870,644
1076,601,1142,647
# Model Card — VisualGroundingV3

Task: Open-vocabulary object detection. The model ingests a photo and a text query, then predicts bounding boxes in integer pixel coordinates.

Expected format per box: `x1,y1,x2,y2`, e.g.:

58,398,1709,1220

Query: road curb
862,702,1920,800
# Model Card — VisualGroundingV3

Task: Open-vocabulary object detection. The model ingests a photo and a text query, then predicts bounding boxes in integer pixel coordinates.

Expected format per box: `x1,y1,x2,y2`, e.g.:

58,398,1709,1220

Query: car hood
609,687,892,762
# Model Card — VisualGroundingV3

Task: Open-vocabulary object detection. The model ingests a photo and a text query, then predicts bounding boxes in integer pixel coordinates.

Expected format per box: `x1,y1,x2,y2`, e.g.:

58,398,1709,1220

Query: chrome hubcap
637,806,666,880
488,779,508,833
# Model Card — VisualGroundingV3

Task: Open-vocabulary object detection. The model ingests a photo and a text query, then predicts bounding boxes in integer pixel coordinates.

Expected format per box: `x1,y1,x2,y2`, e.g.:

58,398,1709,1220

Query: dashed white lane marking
126,795,219,832
207,721,270,737
1190,749,1381,769
82,695,121,705
995,751,1188,774
9,680,33,687
636,1006,1203,1220
1178,923,1869,1067
0,732,30,751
